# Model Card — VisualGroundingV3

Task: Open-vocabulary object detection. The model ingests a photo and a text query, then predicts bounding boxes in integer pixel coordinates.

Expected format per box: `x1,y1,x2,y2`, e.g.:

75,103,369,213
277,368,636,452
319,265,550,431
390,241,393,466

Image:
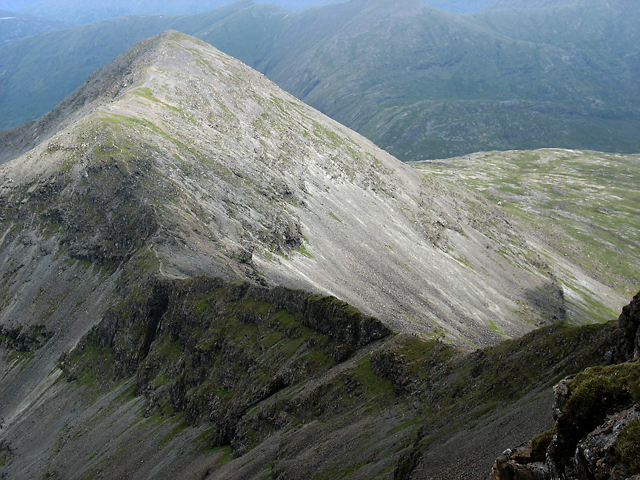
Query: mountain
1,28,583,357
12,0,488,27
0,2,270,131
15,0,341,25
17,0,248,24
0,30,634,480
0,8,70,44
1,0,638,160
254,0,640,160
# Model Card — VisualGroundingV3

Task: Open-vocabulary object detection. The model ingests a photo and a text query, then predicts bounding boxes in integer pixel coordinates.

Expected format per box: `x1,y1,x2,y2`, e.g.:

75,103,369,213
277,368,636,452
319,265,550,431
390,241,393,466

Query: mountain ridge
1,30,581,347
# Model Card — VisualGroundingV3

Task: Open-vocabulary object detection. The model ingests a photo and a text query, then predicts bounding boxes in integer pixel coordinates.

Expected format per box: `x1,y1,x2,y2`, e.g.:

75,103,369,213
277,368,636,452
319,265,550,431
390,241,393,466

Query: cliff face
63,276,392,458
490,290,640,480
2,274,634,479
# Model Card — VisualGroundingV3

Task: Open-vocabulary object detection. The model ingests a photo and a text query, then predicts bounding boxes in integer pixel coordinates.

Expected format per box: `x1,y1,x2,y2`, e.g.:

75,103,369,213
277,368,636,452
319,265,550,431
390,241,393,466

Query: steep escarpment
61,276,391,459
3,278,632,480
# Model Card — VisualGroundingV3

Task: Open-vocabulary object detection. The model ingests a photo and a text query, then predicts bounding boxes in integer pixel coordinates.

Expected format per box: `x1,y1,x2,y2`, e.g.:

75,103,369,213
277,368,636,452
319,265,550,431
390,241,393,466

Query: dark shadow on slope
524,281,567,324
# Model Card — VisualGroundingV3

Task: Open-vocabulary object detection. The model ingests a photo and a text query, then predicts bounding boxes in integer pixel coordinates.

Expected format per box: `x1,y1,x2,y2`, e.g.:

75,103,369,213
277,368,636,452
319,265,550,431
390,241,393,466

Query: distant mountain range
1,0,637,160
4,0,495,24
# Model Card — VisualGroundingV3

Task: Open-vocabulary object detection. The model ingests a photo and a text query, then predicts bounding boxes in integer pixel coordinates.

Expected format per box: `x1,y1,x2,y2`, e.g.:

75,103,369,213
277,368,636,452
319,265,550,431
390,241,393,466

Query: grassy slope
2,0,639,160
413,149,640,304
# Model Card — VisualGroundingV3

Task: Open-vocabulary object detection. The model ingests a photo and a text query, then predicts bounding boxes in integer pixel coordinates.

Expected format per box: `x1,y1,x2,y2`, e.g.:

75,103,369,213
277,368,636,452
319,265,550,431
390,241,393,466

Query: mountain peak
0,30,577,348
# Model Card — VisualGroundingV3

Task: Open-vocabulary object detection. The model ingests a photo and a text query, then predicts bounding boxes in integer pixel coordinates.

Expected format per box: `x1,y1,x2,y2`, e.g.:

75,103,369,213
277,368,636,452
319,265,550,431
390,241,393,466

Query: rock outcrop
490,291,640,480
618,290,640,360
62,275,392,455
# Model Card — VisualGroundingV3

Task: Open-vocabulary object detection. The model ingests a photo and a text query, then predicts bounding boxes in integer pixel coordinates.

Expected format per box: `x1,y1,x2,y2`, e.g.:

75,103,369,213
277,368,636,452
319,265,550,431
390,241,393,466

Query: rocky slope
0,30,578,346
413,149,639,320
1,278,632,479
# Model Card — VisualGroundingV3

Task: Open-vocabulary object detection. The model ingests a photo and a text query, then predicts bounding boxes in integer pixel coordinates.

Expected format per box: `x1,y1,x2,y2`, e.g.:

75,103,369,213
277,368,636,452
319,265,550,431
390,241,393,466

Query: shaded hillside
1,0,638,159
1,275,632,479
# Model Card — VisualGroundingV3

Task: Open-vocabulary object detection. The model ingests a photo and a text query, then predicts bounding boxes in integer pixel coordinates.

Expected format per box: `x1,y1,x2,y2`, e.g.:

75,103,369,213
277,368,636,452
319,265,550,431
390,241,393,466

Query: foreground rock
489,291,640,480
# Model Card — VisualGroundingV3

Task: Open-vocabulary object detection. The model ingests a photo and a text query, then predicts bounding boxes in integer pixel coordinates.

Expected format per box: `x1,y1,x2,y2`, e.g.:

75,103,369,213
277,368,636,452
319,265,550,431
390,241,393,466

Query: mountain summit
0,30,588,346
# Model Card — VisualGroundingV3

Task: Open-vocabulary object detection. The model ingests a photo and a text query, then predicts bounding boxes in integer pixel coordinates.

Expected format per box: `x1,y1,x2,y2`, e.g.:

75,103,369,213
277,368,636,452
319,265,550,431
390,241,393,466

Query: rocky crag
490,291,640,480
2,275,633,479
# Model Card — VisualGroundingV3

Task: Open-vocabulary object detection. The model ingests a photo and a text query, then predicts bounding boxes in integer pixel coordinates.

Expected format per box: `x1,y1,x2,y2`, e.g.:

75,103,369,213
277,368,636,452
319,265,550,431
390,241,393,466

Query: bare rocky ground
0,31,632,479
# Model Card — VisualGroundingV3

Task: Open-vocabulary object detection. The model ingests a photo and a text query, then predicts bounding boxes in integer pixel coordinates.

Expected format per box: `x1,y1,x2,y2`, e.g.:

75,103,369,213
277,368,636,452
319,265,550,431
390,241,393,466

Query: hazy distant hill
0,8,70,44
16,0,340,24
14,0,491,26
1,0,638,159
252,0,640,160
18,0,245,24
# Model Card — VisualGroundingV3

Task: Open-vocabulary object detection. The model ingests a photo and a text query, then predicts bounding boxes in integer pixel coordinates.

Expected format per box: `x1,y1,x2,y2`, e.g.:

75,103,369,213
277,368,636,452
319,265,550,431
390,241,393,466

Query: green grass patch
616,419,640,474
159,416,188,447
328,212,342,223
